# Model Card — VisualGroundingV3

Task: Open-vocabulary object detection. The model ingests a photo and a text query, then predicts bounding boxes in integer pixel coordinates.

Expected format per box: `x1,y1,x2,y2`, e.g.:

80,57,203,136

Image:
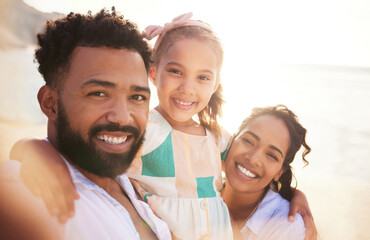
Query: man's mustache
89,123,141,140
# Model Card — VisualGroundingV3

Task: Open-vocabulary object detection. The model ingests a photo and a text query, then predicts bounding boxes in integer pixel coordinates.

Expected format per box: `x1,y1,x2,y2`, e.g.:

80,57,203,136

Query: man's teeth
97,135,127,144
175,99,193,106
237,164,257,178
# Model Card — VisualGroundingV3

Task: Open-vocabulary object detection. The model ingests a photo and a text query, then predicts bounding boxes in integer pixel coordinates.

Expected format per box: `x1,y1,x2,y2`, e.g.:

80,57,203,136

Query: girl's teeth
237,164,257,178
175,99,193,106
97,135,128,144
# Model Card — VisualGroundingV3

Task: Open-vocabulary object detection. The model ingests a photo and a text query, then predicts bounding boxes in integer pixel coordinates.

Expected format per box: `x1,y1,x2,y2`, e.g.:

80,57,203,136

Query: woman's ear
149,66,157,86
37,85,58,122
274,168,286,182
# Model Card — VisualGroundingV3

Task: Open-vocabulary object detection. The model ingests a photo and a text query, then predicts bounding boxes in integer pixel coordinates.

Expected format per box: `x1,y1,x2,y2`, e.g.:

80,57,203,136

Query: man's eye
88,91,106,97
131,95,147,101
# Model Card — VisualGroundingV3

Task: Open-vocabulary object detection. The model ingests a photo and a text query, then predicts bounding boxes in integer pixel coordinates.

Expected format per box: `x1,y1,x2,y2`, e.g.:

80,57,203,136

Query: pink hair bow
143,12,212,52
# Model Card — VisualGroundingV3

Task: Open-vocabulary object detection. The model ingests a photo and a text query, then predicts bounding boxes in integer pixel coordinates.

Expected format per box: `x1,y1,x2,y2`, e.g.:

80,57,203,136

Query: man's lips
97,134,128,144
95,132,133,152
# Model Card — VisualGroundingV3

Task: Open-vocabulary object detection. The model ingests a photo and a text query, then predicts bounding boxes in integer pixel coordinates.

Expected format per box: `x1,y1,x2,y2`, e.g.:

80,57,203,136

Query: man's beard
56,101,144,177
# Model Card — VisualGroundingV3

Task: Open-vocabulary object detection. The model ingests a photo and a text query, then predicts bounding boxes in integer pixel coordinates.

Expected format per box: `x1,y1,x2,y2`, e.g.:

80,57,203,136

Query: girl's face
225,115,290,195
151,38,219,124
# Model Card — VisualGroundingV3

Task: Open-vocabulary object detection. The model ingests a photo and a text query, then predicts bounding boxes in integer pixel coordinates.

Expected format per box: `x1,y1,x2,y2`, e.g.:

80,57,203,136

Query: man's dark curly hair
35,7,152,88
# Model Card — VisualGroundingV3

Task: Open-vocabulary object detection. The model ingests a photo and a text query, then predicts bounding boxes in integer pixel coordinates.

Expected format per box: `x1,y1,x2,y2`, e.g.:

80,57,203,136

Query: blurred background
0,0,369,239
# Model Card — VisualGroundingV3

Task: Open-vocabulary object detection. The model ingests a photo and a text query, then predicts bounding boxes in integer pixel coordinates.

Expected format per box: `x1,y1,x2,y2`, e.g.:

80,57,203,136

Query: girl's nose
178,78,196,95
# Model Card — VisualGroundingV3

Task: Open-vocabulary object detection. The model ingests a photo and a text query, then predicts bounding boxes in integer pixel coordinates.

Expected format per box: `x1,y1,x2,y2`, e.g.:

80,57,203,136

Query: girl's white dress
128,109,233,240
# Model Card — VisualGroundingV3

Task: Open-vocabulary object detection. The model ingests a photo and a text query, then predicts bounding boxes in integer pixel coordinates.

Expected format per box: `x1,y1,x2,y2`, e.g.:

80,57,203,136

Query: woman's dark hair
35,7,152,89
234,104,311,201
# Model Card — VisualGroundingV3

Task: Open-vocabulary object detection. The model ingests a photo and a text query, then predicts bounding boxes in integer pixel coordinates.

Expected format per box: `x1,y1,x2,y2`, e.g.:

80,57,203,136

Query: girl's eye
198,75,210,81
131,94,147,101
168,69,182,75
88,91,106,97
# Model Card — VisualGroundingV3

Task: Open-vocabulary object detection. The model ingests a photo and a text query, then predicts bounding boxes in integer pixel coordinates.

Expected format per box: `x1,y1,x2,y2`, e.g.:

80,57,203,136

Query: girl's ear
213,76,221,93
37,85,58,122
149,66,157,86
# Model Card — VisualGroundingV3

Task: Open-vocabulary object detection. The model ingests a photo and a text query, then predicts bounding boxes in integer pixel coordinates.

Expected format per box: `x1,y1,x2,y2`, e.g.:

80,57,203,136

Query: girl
222,105,310,239
127,12,232,239
11,13,316,240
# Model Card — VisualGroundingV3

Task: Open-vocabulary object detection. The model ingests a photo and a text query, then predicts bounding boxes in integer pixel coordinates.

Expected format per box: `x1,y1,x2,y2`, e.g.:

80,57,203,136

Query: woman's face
224,115,290,195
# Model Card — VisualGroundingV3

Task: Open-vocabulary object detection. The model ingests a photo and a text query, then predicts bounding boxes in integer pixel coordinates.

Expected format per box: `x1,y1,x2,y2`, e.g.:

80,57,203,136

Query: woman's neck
155,106,206,135
221,181,266,227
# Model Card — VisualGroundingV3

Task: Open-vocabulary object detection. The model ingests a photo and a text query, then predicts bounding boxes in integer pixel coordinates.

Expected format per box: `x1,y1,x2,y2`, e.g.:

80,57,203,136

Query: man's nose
106,98,133,125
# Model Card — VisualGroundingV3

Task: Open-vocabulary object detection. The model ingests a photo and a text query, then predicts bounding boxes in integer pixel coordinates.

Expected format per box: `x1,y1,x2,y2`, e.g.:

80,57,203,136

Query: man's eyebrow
131,85,150,94
81,79,116,88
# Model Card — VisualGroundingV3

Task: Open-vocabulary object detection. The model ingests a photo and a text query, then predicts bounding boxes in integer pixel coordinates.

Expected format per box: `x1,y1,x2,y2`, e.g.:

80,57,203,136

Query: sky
25,0,370,68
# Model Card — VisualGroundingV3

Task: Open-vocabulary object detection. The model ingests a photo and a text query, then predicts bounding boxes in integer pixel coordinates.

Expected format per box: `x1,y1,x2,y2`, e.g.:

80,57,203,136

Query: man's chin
77,151,133,178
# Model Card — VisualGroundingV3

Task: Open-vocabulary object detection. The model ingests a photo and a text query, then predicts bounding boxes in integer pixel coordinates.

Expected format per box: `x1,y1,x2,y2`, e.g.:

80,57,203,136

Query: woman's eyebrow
244,131,260,141
269,145,284,158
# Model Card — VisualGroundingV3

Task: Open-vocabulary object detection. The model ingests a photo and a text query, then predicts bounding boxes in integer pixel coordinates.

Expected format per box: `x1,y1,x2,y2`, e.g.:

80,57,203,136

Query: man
0,8,171,240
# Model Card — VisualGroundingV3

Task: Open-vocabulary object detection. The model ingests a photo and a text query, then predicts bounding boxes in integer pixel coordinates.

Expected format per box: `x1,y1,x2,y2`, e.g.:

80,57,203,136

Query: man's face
56,47,150,177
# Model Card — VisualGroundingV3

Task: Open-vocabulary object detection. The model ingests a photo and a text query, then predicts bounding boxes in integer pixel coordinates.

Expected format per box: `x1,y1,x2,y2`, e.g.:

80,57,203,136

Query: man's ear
149,66,157,86
37,85,58,122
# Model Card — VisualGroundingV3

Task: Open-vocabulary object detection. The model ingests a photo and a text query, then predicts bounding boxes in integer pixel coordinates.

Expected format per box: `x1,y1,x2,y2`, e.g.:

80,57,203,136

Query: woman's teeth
237,164,257,178
175,99,193,106
97,135,128,144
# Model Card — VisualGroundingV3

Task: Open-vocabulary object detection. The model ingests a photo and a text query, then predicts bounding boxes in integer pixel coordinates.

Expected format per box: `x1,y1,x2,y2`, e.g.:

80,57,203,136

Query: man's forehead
70,46,142,68
63,46,149,89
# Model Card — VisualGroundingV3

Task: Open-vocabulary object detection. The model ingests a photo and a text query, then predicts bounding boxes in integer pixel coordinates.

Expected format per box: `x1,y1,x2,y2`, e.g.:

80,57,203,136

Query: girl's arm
289,189,318,240
10,138,79,223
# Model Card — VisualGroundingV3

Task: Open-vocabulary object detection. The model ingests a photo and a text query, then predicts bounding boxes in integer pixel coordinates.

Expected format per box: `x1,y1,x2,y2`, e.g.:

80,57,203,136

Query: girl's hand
10,138,79,223
289,189,318,240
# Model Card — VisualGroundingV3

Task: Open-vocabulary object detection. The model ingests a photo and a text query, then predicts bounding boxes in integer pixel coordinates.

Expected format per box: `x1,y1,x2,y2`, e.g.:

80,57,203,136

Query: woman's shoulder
246,190,306,239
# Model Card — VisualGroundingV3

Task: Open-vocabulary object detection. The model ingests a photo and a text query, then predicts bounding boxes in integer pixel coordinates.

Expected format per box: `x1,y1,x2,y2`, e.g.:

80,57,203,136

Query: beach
1,48,370,240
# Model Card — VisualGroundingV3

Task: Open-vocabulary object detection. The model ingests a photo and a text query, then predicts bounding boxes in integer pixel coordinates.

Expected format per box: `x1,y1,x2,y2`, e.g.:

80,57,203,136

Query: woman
222,105,311,240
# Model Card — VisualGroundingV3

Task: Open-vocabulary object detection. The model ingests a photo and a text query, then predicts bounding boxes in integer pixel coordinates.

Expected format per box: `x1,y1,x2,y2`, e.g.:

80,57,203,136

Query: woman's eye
267,153,278,161
242,138,254,146
88,91,106,97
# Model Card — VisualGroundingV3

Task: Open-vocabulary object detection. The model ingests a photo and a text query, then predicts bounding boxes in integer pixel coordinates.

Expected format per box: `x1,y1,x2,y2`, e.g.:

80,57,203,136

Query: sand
0,118,46,164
